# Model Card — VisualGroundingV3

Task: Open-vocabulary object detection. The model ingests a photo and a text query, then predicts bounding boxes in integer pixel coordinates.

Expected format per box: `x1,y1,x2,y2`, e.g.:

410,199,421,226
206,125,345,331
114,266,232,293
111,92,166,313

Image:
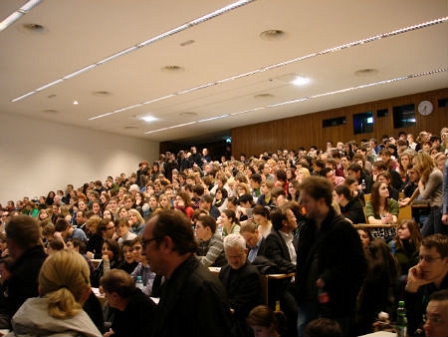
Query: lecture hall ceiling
0,0,447,143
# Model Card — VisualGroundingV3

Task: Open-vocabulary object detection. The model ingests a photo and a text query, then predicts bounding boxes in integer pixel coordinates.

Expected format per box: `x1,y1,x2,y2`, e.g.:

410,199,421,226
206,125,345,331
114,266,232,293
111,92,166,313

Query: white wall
0,113,159,205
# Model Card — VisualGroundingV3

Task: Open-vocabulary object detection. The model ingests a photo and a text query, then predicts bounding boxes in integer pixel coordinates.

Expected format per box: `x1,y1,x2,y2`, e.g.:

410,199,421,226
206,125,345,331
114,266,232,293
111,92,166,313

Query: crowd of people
0,130,447,337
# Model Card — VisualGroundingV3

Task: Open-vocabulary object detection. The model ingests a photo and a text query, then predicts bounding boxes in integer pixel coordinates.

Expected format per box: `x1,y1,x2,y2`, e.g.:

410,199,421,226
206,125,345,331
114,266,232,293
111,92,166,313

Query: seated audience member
357,228,374,249
90,239,124,288
127,209,145,236
334,185,366,224
100,269,156,337
355,239,400,336
252,204,273,238
142,210,233,336
54,217,87,243
238,193,256,222
130,254,156,297
85,215,104,259
347,162,373,194
304,318,343,337
219,209,241,237
257,180,275,209
118,240,138,275
66,238,95,274
219,233,264,337
46,239,65,255
405,234,448,336
271,186,288,208
115,218,136,247
423,289,448,337
199,194,221,220
389,220,422,277
376,171,400,201
365,181,399,227
246,304,288,337
3,216,47,329
239,222,268,264
195,214,226,267
173,191,194,220
7,250,102,337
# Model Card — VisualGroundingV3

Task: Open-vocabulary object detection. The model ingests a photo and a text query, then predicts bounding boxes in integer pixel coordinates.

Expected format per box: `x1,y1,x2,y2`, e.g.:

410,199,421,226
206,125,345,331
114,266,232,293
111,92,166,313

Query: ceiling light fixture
290,76,310,86
143,67,447,136
12,0,256,103
0,0,43,32
94,16,448,121
140,116,158,123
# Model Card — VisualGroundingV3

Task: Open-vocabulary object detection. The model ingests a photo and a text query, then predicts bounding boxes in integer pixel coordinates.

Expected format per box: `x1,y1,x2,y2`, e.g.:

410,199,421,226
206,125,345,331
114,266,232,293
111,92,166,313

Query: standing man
296,176,366,337
142,210,232,337
3,216,47,328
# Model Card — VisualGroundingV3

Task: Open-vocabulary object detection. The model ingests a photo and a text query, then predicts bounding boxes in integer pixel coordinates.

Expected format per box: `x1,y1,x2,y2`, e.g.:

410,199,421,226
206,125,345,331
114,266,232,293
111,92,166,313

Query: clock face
418,100,433,116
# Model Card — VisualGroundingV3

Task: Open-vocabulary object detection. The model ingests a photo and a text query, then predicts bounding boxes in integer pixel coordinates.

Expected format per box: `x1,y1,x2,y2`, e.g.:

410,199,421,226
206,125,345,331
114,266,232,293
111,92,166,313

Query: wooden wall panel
232,88,448,158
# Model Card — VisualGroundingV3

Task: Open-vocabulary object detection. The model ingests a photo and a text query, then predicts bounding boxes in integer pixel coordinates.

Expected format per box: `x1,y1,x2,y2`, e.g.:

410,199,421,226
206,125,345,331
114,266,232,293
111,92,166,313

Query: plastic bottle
136,275,144,290
317,288,331,317
396,300,407,337
361,179,366,191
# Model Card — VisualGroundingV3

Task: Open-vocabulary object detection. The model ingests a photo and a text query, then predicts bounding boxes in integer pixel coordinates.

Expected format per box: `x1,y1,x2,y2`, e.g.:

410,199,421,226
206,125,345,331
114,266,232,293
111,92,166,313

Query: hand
442,214,448,225
316,278,326,289
104,328,115,337
399,198,410,207
405,264,431,293
102,254,109,262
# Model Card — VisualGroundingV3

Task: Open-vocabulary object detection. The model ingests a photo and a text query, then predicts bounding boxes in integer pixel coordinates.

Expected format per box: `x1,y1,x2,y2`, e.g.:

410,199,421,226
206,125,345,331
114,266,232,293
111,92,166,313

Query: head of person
357,228,373,249
396,220,422,249
100,269,136,311
102,238,122,262
252,204,271,226
270,202,297,233
246,305,287,337
142,210,197,278
334,185,353,206
413,152,436,181
220,209,237,226
223,234,247,270
240,222,261,249
423,289,448,337
66,238,87,254
370,181,390,208
298,176,333,220
304,318,343,337
98,218,116,239
131,236,143,263
38,250,91,318
194,215,217,241
6,215,42,260
417,234,448,282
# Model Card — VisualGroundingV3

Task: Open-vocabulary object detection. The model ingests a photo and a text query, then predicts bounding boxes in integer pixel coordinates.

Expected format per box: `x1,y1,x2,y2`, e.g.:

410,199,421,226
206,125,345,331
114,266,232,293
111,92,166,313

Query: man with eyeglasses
405,234,448,336
142,210,232,337
423,289,448,337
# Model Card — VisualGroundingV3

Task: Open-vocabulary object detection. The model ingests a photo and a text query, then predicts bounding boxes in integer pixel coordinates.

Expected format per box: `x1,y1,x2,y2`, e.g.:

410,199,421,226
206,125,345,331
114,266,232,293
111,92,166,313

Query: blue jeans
421,206,446,237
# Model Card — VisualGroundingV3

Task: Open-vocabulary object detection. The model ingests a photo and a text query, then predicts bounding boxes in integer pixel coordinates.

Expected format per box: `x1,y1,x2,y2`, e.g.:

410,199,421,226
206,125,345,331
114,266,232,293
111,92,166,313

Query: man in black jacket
3,215,47,329
296,176,367,337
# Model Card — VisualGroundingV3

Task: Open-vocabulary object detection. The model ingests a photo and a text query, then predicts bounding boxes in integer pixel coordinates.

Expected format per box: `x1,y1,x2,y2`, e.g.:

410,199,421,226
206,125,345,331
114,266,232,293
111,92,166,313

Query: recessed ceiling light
180,112,198,117
162,65,185,73
355,68,379,76
254,93,274,99
260,29,286,41
73,100,79,105
21,23,45,33
92,91,112,97
140,116,158,123
42,109,59,114
291,76,310,86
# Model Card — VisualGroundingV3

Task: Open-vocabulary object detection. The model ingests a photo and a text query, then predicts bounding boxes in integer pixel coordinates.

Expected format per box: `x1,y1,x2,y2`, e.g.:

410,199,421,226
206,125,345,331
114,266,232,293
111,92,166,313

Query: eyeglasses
142,236,161,249
418,255,442,263
423,314,446,325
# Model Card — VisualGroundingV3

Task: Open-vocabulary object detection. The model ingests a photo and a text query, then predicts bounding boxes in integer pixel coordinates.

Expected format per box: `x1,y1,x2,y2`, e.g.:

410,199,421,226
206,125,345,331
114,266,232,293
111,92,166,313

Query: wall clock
418,100,433,116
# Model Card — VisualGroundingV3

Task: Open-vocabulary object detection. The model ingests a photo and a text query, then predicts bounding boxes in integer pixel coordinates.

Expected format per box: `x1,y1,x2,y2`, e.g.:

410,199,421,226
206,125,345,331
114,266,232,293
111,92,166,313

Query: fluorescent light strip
142,68,447,135
97,16,448,121
0,0,43,32
11,0,255,103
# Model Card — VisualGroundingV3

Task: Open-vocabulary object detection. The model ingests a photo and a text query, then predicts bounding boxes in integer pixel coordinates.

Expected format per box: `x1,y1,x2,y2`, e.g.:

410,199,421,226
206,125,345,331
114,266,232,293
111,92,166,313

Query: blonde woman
7,250,101,337
296,167,310,184
402,152,444,236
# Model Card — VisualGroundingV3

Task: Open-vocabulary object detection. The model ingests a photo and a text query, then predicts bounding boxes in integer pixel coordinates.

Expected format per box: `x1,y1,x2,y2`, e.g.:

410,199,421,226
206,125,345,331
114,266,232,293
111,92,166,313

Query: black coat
110,289,156,337
295,208,367,320
4,246,47,321
151,255,232,337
